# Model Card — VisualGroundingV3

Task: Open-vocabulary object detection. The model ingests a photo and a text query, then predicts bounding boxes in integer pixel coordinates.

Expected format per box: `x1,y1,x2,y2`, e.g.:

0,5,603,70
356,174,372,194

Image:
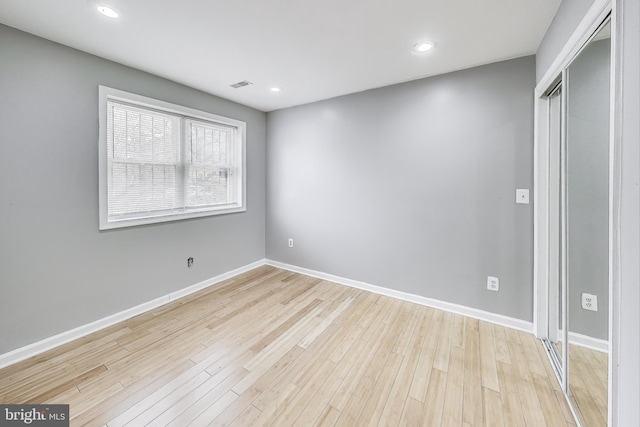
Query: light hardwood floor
0,266,576,426
569,344,608,427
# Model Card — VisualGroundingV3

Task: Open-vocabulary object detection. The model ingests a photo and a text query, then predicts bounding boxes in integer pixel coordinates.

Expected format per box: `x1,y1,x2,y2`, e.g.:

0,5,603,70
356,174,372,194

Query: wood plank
185,390,238,427
421,368,447,427
507,335,547,427
479,321,500,392
399,397,423,427
407,308,440,402
462,318,484,426
227,404,262,427
159,367,249,426
496,361,526,427
491,324,511,364
533,374,571,427
433,311,454,372
328,299,401,411
71,359,196,426
568,343,608,425
440,345,464,426
0,268,579,427
376,306,424,426
294,334,369,425
483,387,505,427
355,351,403,426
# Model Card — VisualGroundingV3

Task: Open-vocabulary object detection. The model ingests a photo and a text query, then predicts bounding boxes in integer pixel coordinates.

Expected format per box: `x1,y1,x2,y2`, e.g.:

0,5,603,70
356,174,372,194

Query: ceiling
0,0,561,112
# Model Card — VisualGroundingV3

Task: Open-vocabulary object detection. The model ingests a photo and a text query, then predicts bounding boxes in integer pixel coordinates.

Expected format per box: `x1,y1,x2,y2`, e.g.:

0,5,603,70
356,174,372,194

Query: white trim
542,339,564,391
533,89,550,340
0,259,266,369
98,85,247,230
535,0,615,425
541,341,585,427
608,3,620,419
535,2,614,341
608,1,635,425
536,0,612,97
568,332,609,353
0,257,535,370
534,0,613,356
266,260,533,333
555,330,610,353
560,67,570,392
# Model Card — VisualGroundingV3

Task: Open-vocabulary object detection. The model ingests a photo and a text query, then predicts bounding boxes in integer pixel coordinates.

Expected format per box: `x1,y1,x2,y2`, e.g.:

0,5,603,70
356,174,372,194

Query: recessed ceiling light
270,87,282,93
413,41,435,54
97,5,119,19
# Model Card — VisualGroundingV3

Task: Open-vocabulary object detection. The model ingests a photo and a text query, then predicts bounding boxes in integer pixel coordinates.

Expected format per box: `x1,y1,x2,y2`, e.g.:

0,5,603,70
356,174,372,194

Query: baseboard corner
0,258,267,370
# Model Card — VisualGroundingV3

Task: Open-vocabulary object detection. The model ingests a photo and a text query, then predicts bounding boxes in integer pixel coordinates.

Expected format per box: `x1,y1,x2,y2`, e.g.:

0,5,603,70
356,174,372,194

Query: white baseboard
1,258,538,370
568,331,609,353
0,259,267,370
266,259,533,333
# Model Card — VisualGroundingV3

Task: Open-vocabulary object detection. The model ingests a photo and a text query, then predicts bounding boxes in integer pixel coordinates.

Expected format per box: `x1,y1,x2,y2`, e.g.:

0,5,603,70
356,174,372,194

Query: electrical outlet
487,276,500,292
187,257,194,268
288,238,294,248
581,293,598,311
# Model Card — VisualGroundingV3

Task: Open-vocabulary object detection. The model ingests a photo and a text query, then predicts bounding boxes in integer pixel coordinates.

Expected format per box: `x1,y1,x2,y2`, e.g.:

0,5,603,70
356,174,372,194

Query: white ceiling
0,0,561,112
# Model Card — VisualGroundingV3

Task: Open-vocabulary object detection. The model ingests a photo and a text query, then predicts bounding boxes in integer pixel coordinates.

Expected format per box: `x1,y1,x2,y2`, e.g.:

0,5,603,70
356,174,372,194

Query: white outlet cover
581,293,598,311
487,276,499,292
516,189,530,204
288,238,294,248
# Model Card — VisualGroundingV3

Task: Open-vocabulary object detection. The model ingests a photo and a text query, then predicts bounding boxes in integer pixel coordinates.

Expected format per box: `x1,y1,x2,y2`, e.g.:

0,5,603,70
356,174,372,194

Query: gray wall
536,0,598,82
0,24,266,354
567,39,610,340
266,56,535,321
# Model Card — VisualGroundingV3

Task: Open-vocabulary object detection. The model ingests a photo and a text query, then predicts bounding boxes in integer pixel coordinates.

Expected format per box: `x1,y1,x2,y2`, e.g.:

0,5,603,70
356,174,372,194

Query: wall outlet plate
581,293,598,311
516,189,530,204
288,238,294,248
487,276,499,292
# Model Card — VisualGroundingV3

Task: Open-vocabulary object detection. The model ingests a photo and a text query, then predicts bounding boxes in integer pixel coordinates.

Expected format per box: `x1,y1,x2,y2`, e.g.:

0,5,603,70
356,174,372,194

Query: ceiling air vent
230,80,253,89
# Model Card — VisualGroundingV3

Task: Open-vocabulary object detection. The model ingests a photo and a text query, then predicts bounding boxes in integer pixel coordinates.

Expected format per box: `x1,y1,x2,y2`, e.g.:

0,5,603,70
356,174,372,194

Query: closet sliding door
565,20,611,427
537,15,612,427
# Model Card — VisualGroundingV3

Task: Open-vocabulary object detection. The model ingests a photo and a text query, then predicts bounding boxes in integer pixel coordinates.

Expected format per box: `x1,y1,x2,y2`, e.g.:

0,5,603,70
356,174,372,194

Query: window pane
188,120,231,166
108,102,180,164
185,120,234,208
100,86,245,229
107,101,181,216
185,166,229,207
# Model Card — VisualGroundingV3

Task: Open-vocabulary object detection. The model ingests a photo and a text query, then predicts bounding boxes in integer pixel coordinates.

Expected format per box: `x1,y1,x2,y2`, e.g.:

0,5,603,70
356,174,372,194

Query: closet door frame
533,0,618,425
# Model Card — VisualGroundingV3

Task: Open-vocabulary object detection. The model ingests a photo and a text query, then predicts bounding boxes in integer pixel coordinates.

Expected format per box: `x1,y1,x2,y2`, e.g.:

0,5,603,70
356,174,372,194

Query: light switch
516,189,529,204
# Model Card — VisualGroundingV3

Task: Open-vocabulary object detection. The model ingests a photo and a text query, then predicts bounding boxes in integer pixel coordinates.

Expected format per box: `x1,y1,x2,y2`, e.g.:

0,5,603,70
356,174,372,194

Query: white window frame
98,86,246,230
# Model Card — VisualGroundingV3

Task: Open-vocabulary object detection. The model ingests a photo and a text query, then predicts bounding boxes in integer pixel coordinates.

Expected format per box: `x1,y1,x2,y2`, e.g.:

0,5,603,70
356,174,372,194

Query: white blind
106,101,182,217
185,120,234,207
103,95,242,228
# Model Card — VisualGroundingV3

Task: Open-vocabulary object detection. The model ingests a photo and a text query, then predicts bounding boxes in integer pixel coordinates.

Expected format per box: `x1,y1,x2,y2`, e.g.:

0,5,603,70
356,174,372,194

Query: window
99,86,246,229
